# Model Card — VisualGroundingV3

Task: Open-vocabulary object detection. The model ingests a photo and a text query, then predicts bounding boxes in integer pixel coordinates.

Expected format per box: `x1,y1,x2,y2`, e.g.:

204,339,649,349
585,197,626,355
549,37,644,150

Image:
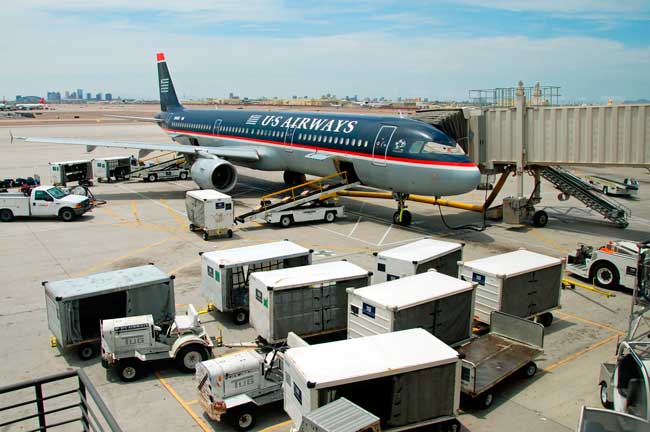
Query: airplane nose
451,165,481,195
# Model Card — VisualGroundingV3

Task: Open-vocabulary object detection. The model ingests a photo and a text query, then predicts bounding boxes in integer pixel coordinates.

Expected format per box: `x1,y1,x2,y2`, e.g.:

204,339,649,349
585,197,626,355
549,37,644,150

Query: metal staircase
541,166,630,228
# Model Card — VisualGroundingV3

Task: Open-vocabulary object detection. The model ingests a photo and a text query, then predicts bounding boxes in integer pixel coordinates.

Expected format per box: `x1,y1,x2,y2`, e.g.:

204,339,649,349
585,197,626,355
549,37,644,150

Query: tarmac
1,118,649,432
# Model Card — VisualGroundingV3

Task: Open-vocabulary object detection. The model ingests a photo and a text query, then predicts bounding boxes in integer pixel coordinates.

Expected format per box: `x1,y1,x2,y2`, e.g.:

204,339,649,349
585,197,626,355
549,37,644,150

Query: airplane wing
13,136,260,162
104,115,164,123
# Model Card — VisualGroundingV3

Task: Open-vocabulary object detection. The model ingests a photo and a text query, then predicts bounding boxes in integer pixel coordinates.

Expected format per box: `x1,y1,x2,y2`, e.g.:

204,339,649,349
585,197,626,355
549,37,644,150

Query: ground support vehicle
186,190,234,240
283,329,462,432
299,398,381,432
196,333,307,431
130,156,190,182
598,341,650,423
94,157,131,182
249,261,371,343
567,240,649,290
576,406,648,432
347,271,475,347
0,185,90,222
200,241,312,325
586,175,639,198
49,160,93,186
235,171,358,228
459,249,563,327
456,312,544,409
44,264,175,360
373,238,463,282
101,304,213,382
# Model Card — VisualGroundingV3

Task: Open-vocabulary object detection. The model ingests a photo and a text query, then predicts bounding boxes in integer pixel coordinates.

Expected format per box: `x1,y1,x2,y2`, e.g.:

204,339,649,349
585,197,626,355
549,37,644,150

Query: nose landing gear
392,193,412,226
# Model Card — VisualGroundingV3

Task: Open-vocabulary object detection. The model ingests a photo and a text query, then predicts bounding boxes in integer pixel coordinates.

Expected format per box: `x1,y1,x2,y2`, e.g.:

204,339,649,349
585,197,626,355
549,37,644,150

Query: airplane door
284,125,297,152
371,125,397,166
212,119,222,136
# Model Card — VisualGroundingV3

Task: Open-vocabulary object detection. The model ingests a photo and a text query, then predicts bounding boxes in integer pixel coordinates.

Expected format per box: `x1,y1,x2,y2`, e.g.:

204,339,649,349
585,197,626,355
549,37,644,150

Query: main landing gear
392,192,412,226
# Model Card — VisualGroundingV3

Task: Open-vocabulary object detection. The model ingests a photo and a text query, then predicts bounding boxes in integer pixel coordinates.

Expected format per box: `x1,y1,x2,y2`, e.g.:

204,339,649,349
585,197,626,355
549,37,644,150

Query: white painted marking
347,216,362,238
378,224,393,246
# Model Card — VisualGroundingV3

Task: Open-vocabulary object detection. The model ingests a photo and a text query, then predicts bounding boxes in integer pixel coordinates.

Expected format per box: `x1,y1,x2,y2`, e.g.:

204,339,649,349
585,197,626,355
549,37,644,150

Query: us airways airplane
17,53,480,225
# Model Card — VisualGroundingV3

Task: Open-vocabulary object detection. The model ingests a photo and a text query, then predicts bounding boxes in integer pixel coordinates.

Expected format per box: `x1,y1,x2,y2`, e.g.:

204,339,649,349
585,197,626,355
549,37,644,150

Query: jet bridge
412,83,650,227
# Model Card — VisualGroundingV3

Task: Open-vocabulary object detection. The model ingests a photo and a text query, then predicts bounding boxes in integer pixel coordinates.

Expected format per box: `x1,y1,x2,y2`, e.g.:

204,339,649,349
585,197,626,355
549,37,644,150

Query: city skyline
1,1,648,102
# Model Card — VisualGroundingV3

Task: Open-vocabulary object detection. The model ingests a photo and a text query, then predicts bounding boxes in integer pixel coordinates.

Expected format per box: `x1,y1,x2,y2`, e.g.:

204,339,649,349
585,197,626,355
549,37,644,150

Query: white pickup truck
0,185,91,222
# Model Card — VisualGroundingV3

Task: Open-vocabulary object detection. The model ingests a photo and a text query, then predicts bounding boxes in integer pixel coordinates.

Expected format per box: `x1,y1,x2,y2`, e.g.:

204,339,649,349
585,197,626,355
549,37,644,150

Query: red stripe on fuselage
162,127,477,168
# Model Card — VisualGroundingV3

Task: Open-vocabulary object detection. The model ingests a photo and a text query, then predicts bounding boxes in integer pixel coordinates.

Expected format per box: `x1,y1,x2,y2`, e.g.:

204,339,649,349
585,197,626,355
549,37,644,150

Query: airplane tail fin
156,52,183,112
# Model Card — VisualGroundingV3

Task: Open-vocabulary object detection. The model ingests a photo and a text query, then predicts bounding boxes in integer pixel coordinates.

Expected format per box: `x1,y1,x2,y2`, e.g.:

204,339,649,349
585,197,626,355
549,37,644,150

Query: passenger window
351,138,356,146
334,137,339,144
328,136,332,144
318,135,323,142
345,138,350,145
298,133,303,140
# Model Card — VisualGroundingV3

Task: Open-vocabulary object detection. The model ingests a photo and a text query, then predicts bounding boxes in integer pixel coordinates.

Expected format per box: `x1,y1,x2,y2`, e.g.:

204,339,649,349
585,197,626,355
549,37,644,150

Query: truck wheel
590,262,619,289
232,309,249,325
532,210,548,227
179,172,188,180
59,208,75,222
599,382,613,409
176,345,207,373
77,343,96,360
202,231,210,241
280,215,292,228
118,361,141,382
325,211,336,223
523,362,537,378
148,173,157,182
189,223,195,231
537,312,554,327
0,209,14,222
228,407,256,432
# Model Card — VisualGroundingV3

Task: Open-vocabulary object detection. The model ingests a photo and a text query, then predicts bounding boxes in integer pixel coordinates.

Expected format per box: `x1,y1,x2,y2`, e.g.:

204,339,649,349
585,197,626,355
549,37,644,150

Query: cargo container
49,160,93,186
458,249,563,326
94,157,131,182
200,241,312,325
249,261,371,343
43,264,175,360
347,271,475,347
186,190,234,240
299,398,380,432
283,328,461,432
373,239,463,282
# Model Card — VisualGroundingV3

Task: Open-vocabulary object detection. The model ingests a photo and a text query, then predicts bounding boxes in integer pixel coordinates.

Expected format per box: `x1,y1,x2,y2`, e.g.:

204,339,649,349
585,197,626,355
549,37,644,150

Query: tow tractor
567,240,650,290
196,333,307,431
101,304,213,382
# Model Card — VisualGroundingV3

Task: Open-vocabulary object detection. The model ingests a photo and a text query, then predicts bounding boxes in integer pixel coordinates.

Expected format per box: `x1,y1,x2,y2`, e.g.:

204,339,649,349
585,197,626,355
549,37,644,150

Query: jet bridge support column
515,81,526,199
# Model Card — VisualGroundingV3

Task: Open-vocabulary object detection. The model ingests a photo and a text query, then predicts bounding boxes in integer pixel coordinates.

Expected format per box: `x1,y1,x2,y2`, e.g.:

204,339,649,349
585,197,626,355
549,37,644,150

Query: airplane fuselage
157,108,481,196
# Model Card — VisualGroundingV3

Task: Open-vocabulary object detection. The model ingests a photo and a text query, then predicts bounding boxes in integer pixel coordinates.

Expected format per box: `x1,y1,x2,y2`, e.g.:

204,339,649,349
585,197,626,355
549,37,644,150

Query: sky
1,0,649,102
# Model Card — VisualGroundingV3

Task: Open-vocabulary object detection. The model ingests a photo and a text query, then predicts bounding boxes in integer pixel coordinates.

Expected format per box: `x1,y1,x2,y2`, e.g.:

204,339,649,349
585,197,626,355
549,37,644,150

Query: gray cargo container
44,264,175,359
373,239,463,282
299,398,380,432
458,249,563,326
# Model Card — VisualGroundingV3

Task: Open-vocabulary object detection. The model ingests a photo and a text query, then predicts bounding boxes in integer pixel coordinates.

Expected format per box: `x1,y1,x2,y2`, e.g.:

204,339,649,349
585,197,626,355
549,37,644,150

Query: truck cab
0,185,90,222
600,341,650,423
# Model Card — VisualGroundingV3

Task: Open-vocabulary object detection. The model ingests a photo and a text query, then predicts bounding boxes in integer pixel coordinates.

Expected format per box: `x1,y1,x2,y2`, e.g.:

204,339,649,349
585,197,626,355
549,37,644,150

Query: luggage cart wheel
537,312,553,327
523,362,537,378
227,229,233,238
441,419,461,432
480,392,494,409
232,309,249,325
532,210,548,227
202,231,210,241
77,343,95,360
599,382,613,409
189,223,195,231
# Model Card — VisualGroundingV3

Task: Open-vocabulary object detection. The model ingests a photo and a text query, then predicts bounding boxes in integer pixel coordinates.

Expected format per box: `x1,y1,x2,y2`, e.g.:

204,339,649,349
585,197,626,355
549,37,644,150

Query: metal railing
0,369,122,432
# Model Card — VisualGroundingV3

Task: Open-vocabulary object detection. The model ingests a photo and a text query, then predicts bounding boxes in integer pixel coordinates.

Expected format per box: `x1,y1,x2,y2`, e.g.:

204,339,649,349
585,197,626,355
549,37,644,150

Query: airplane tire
393,210,412,226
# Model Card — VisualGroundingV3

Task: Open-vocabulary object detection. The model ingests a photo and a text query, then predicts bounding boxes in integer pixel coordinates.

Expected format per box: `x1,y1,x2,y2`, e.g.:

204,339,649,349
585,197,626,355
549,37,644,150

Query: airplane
353,100,392,108
15,98,46,110
16,53,481,226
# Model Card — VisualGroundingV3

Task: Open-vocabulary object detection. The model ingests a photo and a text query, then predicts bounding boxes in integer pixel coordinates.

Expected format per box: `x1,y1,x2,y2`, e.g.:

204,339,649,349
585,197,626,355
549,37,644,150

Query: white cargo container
49,160,93,186
373,239,463,282
283,328,461,432
347,272,475,347
201,241,312,325
250,261,371,343
94,156,131,182
459,249,564,326
186,190,234,240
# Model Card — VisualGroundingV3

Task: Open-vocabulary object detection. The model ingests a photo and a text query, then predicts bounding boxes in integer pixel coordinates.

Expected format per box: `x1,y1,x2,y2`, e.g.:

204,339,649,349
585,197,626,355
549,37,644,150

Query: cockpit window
410,141,465,155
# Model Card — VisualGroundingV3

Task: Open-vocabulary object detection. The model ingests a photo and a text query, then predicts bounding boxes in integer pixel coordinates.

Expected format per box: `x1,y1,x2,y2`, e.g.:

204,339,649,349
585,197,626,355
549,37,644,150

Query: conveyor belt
542,166,630,228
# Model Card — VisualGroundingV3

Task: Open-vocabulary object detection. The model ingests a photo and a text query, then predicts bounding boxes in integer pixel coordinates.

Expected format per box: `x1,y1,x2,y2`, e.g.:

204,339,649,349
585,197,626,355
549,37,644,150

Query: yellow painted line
528,229,569,254
100,206,130,223
542,333,618,372
258,420,293,432
159,198,187,231
131,200,141,225
186,399,198,406
555,310,625,335
155,372,211,432
74,237,173,277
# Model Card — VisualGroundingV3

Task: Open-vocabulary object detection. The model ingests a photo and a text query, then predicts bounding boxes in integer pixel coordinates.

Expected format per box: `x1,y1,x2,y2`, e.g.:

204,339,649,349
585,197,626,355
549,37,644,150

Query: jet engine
190,157,238,192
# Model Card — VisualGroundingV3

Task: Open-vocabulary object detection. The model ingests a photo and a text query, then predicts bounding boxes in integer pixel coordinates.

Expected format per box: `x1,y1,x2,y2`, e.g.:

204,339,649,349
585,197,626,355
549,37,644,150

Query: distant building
77,89,83,99
15,95,22,101
105,93,112,101
47,92,61,101
86,93,92,100
95,93,102,101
